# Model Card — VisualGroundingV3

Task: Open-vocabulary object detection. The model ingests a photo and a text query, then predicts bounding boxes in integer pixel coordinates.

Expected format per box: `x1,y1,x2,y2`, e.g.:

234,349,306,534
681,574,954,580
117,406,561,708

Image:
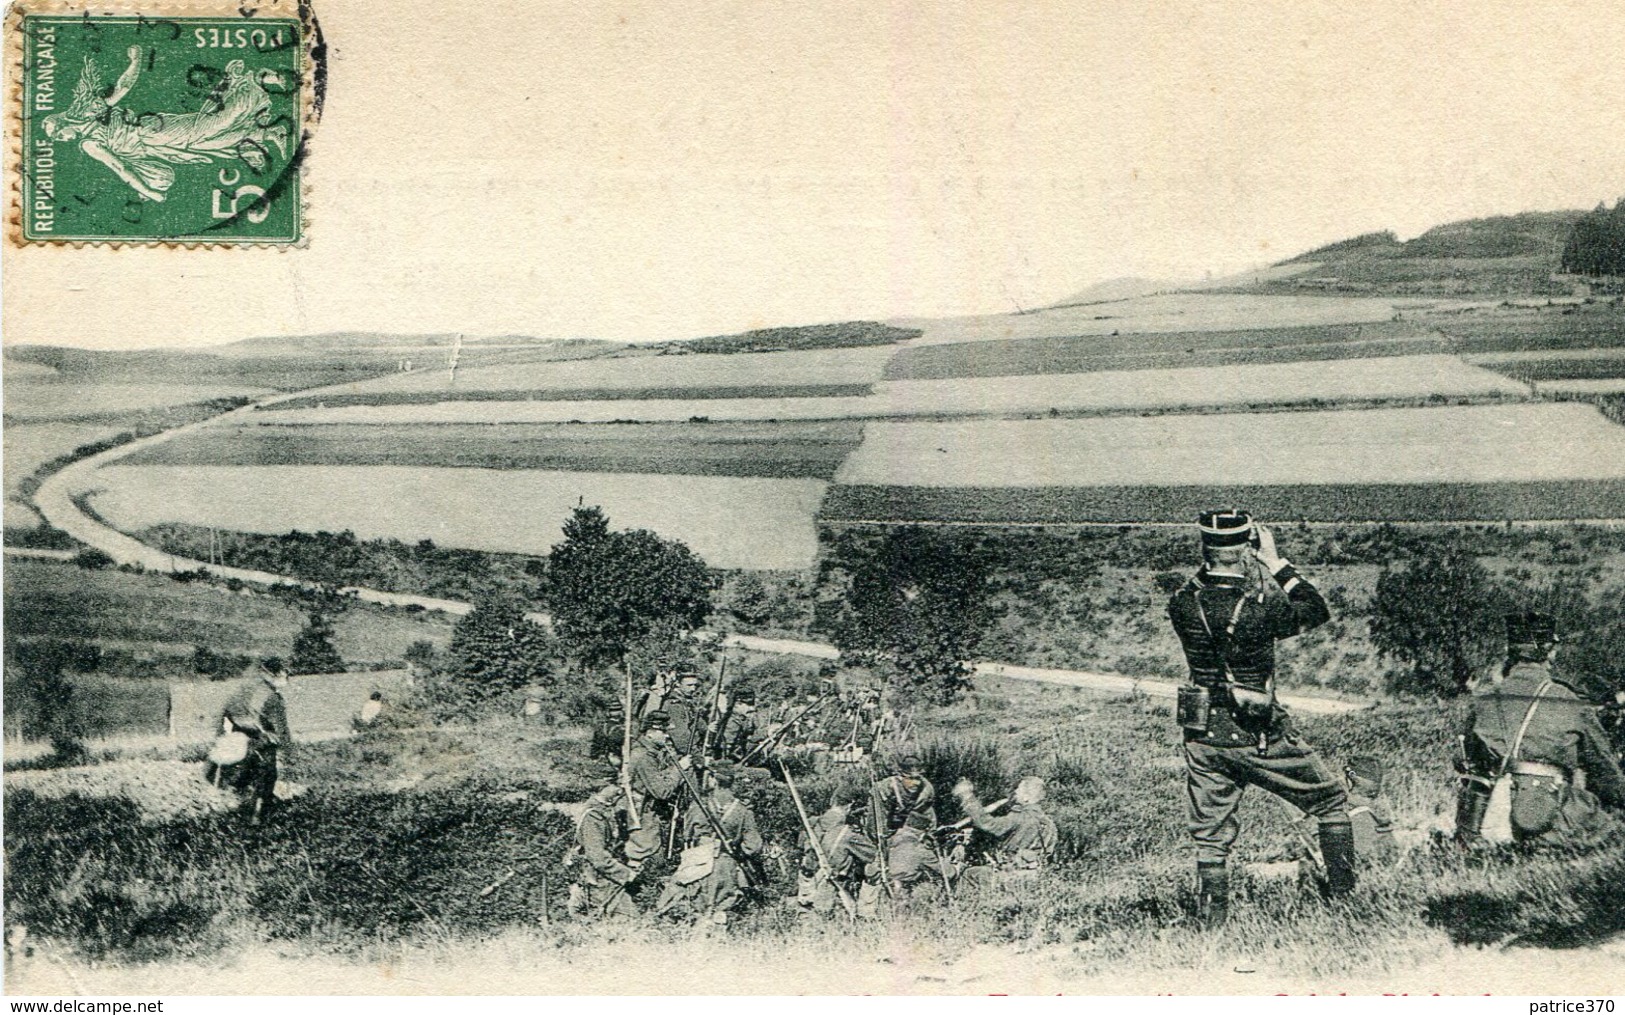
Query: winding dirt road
26,396,1368,716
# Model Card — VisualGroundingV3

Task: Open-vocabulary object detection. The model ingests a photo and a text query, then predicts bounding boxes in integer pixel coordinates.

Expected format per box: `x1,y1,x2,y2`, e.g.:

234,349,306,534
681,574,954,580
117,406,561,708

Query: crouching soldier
657,764,763,926
571,784,640,920
1455,612,1625,851
952,776,1058,891
1168,510,1355,927
796,784,873,918
867,754,938,897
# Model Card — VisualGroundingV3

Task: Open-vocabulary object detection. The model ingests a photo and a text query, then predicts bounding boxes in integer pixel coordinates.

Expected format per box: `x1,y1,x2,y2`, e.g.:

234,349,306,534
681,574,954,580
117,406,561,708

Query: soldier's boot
1319,820,1358,900
1196,861,1229,929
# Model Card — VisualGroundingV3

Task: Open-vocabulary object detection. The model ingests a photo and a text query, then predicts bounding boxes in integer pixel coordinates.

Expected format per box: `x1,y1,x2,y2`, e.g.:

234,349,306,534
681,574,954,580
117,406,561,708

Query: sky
4,0,1622,349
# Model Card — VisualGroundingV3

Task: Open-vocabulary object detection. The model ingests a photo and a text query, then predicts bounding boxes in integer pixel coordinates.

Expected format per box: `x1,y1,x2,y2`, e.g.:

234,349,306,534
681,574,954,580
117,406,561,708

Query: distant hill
1047,277,1196,308
213,333,619,357
1285,211,1584,264
1214,208,1596,298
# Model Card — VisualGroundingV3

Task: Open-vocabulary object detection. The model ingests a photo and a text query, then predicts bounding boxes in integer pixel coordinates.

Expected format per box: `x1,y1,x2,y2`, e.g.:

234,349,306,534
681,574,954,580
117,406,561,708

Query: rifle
739,688,834,766
620,666,642,831
859,759,897,899
778,760,858,920
671,760,764,891
699,654,728,763
947,796,1008,831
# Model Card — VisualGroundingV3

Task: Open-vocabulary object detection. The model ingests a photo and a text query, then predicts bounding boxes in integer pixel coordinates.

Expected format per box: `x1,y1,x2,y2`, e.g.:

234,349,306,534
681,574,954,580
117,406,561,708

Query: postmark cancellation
6,0,318,246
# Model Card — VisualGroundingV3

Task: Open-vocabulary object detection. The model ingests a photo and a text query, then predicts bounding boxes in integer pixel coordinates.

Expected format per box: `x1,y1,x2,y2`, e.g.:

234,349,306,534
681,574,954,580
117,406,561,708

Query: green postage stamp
7,0,318,245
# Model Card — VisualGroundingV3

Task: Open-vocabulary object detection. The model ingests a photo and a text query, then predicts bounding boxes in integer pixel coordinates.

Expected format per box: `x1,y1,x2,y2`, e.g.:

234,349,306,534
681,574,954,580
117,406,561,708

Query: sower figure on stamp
571,783,640,920
625,711,690,866
44,49,292,203
1454,611,1625,851
1167,509,1354,926
213,657,293,823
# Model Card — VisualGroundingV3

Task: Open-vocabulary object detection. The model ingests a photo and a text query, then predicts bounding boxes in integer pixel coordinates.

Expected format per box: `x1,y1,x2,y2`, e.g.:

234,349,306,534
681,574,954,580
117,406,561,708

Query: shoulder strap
1499,679,1552,776
1194,588,1250,685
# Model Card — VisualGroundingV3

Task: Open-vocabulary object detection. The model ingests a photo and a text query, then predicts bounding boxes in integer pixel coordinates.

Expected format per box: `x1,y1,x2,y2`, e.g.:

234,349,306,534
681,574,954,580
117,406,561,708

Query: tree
815,526,992,704
544,505,713,669
1369,550,1504,696
1560,198,1625,276
446,596,555,694
289,610,346,675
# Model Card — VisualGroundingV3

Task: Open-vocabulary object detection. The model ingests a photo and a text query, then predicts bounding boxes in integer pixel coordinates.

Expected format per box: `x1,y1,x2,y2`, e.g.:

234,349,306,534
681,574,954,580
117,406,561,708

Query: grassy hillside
2,557,454,678
7,680,1622,984
1229,210,1589,298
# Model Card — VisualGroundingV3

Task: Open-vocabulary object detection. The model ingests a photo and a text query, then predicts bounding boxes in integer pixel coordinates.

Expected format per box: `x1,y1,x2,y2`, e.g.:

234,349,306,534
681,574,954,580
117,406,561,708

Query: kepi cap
1198,508,1253,549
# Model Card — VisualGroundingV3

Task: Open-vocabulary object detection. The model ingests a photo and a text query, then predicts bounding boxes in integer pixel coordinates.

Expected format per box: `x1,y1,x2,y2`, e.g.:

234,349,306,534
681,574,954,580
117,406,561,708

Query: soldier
1455,612,1625,850
625,710,691,864
795,783,860,915
867,754,938,895
572,783,640,920
217,657,293,822
662,666,706,758
657,763,763,925
717,687,763,762
1167,509,1354,927
952,776,1059,878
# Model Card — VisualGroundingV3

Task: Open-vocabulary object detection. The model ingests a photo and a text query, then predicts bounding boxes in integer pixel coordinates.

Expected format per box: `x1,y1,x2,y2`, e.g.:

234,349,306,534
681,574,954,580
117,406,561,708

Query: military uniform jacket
663,691,705,756
719,709,761,761
685,789,763,856
1167,563,1330,745
627,737,683,803
222,678,291,750
962,799,1058,869
577,800,634,884
1464,663,1625,810
871,775,937,834
802,805,877,877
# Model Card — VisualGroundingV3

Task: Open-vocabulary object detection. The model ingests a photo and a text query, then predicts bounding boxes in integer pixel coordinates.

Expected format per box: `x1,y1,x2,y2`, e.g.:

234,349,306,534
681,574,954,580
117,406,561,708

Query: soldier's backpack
1481,679,1553,845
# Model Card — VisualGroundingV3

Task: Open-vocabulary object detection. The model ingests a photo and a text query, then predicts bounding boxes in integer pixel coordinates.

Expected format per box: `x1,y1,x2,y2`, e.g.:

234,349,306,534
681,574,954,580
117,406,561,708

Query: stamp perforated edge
5,0,320,249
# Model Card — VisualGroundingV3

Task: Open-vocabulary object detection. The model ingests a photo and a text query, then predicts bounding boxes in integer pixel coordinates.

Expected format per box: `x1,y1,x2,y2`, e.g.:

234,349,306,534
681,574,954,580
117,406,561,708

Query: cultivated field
124,421,867,480
87,465,829,570
836,404,1623,489
3,421,128,527
874,355,1525,417
892,293,1414,347
821,480,1625,525
255,354,1529,428
268,346,897,410
1,380,267,422
1434,300,1625,354
883,321,1446,381
3,557,453,673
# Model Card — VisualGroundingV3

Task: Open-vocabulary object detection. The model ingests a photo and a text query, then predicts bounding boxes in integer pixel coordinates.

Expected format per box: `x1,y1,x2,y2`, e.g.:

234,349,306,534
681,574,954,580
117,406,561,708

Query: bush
545,505,713,669
289,610,346,675
72,548,114,570
1370,549,1504,696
